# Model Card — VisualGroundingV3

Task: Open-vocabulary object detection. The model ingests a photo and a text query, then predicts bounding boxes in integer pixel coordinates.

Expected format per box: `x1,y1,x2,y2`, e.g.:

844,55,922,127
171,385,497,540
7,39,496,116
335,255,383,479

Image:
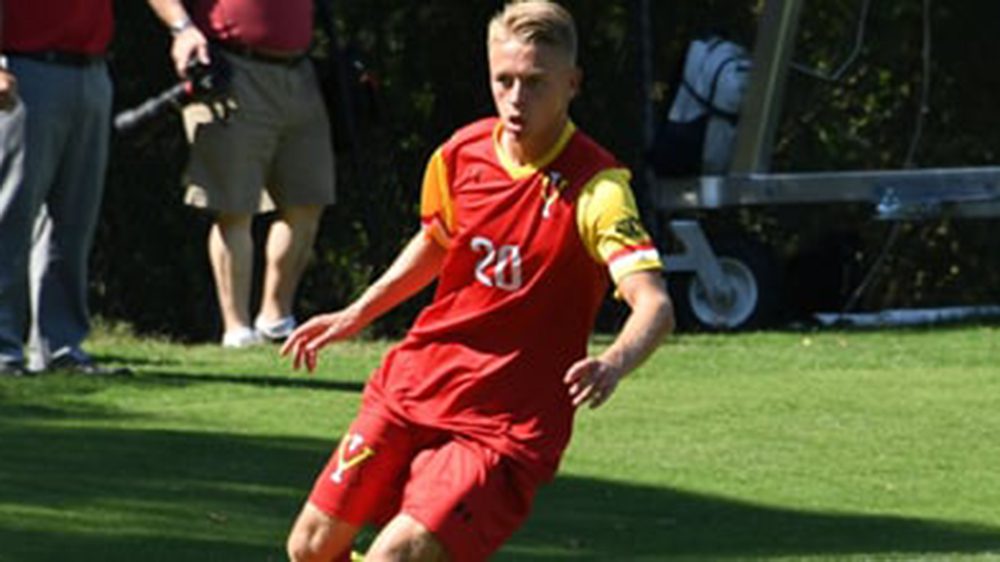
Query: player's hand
564,357,623,409
0,69,18,112
171,26,210,77
280,309,366,373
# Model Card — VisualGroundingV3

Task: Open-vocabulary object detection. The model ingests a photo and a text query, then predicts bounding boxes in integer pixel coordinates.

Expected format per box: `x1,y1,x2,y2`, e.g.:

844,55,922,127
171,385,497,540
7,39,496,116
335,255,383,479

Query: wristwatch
170,16,193,35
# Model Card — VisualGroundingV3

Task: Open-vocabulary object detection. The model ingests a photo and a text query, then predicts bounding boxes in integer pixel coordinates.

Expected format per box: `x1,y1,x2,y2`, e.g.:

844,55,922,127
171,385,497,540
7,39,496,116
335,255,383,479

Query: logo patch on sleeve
614,217,647,240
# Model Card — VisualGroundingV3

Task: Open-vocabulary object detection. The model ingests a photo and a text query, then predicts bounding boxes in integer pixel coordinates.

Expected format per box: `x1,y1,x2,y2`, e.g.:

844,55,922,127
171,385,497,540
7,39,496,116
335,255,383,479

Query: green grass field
1,322,998,561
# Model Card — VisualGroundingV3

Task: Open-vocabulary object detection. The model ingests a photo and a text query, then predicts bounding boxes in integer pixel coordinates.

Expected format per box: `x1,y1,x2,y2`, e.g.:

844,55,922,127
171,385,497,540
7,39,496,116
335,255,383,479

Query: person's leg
381,439,540,562
257,61,334,339
181,54,278,346
287,502,361,562
28,62,111,368
294,409,420,560
365,514,450,562
256,204,322,332
208,212,256,345
0,97,32,368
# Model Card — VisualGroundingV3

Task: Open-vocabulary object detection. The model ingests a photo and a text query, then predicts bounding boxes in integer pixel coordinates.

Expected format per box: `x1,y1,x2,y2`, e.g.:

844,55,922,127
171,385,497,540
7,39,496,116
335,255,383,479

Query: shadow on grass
2,400,999,561
506,478,1000,561
0,416,328,562
1,366,365,393
139,370,365,392
0,369,362,424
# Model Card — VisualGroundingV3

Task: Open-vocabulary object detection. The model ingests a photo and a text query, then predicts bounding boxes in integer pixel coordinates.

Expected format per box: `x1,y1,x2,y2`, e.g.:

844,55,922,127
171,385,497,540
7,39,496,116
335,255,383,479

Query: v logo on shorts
331,432,375,484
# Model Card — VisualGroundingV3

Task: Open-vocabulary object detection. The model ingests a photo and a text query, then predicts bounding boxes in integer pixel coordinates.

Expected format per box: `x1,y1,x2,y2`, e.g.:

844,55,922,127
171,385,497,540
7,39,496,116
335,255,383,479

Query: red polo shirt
188,0,313,53
2,0,113,55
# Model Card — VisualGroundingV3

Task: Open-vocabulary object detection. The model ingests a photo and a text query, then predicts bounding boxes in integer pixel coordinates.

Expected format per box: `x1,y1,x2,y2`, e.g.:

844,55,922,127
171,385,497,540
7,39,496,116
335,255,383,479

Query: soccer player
281,2,674,561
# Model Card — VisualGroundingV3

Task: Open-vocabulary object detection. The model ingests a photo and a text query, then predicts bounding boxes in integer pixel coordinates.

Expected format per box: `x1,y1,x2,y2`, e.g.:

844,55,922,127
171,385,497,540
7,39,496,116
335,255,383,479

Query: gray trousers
0,57,112,369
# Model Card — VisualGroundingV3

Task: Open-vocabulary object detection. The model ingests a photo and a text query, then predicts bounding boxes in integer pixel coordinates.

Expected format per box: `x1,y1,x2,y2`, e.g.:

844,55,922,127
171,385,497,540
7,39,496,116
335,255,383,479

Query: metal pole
634,0,663,240
637,0,655,148
729,0,805,174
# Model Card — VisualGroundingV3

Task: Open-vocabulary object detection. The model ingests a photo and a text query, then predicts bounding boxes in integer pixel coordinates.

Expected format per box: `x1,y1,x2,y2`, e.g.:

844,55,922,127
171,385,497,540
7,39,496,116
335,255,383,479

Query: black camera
114,56,232,133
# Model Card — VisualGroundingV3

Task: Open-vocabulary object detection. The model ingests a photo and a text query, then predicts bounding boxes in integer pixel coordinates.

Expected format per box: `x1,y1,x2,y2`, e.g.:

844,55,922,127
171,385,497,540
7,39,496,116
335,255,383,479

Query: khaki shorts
182,52,336,214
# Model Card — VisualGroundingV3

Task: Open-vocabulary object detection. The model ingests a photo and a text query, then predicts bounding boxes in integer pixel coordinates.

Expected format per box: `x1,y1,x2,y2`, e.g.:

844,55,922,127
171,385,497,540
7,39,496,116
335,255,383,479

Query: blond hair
488,1,578,64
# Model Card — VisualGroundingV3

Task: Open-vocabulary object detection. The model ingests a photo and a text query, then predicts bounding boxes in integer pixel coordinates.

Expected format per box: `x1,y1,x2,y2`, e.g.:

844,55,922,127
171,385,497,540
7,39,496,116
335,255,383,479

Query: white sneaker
221,327,263,348
254,316,297,341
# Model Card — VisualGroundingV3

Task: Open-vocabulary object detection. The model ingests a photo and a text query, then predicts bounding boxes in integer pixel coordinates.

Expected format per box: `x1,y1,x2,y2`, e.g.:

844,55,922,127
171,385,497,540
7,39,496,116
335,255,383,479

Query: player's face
489,36,580,155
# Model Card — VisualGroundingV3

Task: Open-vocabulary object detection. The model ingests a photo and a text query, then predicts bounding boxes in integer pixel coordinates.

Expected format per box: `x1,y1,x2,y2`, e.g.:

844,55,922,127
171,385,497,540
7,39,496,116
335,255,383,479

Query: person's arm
564,269,674,408
0,5,18,111
281,232,447,372
146,0,209,76
0,61,15,113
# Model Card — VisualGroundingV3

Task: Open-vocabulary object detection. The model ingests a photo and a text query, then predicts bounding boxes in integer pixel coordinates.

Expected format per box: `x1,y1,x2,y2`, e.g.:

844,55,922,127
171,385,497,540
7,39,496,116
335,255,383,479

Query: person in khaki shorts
147,0,336,347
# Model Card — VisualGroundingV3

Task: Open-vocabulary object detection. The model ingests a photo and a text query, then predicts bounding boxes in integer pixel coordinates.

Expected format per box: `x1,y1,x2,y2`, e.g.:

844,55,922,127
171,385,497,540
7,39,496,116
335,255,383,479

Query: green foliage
770,1,1000,310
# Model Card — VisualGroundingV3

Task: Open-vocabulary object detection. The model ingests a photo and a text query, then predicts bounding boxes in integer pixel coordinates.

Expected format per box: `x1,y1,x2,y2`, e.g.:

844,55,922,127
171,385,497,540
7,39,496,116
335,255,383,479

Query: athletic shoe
0,361,31,377
221,326,263,348
254,315,297,342
47,348,131,376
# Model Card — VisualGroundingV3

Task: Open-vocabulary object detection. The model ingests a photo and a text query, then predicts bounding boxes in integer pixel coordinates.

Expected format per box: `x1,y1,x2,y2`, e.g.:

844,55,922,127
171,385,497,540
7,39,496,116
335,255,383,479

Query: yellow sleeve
576,168,663,285
419,148,455,248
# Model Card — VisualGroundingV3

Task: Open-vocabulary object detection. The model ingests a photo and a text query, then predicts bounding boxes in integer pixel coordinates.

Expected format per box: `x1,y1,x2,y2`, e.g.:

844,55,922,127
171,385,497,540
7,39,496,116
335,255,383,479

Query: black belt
216,43,306,66
7,50,105,67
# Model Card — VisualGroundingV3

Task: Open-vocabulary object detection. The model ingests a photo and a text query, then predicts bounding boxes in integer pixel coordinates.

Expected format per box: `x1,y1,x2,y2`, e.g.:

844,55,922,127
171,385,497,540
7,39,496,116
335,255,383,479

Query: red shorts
307,409,541,561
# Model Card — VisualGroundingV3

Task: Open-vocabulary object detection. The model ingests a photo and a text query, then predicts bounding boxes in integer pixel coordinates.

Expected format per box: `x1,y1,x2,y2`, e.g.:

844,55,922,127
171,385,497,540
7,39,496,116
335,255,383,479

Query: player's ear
569,67,582,99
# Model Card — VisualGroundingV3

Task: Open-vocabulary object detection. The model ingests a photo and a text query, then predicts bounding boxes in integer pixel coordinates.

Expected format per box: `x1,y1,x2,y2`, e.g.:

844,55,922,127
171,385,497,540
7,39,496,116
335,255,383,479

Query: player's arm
565,270,673,408
565,168,674,408
283,146,454,372
281,231,445,372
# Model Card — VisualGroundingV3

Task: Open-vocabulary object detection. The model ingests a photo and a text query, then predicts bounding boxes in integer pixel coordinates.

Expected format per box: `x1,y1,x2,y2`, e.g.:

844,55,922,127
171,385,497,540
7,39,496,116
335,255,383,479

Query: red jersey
189,0,313,52
2,0,113,55
364,118,662,480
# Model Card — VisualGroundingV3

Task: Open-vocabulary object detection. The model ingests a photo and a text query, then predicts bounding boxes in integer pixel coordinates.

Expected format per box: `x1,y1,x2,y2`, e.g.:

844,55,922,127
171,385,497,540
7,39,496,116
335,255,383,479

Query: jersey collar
493,120,576,179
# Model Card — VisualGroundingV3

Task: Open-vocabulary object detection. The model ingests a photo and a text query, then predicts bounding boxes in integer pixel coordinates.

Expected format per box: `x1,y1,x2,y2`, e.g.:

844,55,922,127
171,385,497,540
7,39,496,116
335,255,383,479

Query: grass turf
0,323,998,560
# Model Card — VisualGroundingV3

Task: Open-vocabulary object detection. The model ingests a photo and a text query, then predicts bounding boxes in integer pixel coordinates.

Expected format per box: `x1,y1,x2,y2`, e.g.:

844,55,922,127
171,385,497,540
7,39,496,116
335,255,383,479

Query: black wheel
670,240,781,331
